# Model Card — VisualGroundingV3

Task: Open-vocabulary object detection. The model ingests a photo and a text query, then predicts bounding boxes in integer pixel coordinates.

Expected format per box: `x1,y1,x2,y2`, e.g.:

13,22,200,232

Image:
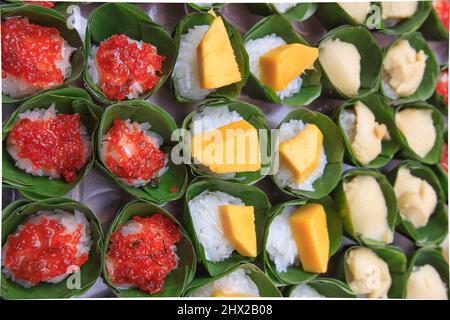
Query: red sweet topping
94,34,165,101
1,17,66,88
103,119,167,184
25,1,55,8
9,113,87,182
3,215,88,286
436,68,448,106
434,0,450,30
106,214,182,294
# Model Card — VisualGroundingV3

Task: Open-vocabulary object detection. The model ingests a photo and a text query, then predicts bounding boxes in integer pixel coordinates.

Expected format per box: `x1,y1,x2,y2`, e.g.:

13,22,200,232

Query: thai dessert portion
433,0,449,30
1,17,76,98
7,104,91,183
290,283,324,298
88,34,165,101
245,34,318,99
338,2,370,23
394,167,438,228
436,68,448,106
173,13,241,100
266,203,330,274
319,38,361,97
340,101,391,165
190,268,260,297
343,175,393,244
2,210,92,288
106,214,182,294
188,190,257,262
383,40,427,97
190,106,261,178
405,265,448,299
395,108,436,158
273,3,298,13
346,247,391,299
274,120,327,192
101,119,168,188
381,1,418,24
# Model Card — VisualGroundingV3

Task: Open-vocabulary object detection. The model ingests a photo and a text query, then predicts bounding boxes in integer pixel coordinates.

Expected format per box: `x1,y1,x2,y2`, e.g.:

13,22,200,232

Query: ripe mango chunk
259,43,318,91
279,124,323,184
197,16,242,89
211,291,256,297
290,203,329,273
190,120,261,174
219,205,257,257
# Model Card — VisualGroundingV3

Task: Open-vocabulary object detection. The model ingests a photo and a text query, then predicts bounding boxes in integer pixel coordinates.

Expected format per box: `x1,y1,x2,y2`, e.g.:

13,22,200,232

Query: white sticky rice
265,206,299,273
100,119,168,188
273,3,297,13
190,268,260,297
105,218,179,290
2,37,75,98
273,119,327,192
88,37,158,100
189,106,244,179
6,104,91,180
172,25,216,100
1,210,92,288
290,283,325,298
245,34,302,100
188,190,245,262
340,108,357,143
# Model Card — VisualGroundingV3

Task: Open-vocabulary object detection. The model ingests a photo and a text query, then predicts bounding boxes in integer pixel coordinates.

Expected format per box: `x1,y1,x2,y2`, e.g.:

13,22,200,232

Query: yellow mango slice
219,205,257,257
259,43,318,91
290,203,329,273
279,124,323,184
197,16,242,89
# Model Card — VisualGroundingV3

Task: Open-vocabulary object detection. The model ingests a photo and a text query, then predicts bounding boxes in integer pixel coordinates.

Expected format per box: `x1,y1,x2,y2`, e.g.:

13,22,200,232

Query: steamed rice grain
290,283,325,298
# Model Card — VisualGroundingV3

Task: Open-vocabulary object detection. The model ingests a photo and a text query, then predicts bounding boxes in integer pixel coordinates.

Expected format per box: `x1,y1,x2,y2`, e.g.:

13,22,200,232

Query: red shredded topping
3,215,88,286
25,1,55,8
94,34,165,101
441,143,448,173
103,119,167,184
106,214,182,294
436,68,448,106
9,113,87,182
1,17,66,88
170,186,178,193
434,0,450,30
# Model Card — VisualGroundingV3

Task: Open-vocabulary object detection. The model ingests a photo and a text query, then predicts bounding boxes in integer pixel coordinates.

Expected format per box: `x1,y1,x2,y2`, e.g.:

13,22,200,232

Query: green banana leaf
1,5,84,104
1,198,103,299
318,25,382,99
242,14,322,107
184,262,281,297
379,1,432,35
187,3,226,11
420,5,449,41
336,93,399,168
170,12,249,103
272,108,344,199
102,200,196,297
399,247,449,299
381,32,440,104
337,245,407,299
432,128,448,202
247,3,317,21
314,2,370,30
286,277,355,298
428,65,448,116
333,168,399,247
183,178,271,277
389,160,448,247
181,100,271,185
393,102,444,164
2,87,101,200
263,197,343,285
96,100,188,204
83,2,175,104
3,1,71,16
